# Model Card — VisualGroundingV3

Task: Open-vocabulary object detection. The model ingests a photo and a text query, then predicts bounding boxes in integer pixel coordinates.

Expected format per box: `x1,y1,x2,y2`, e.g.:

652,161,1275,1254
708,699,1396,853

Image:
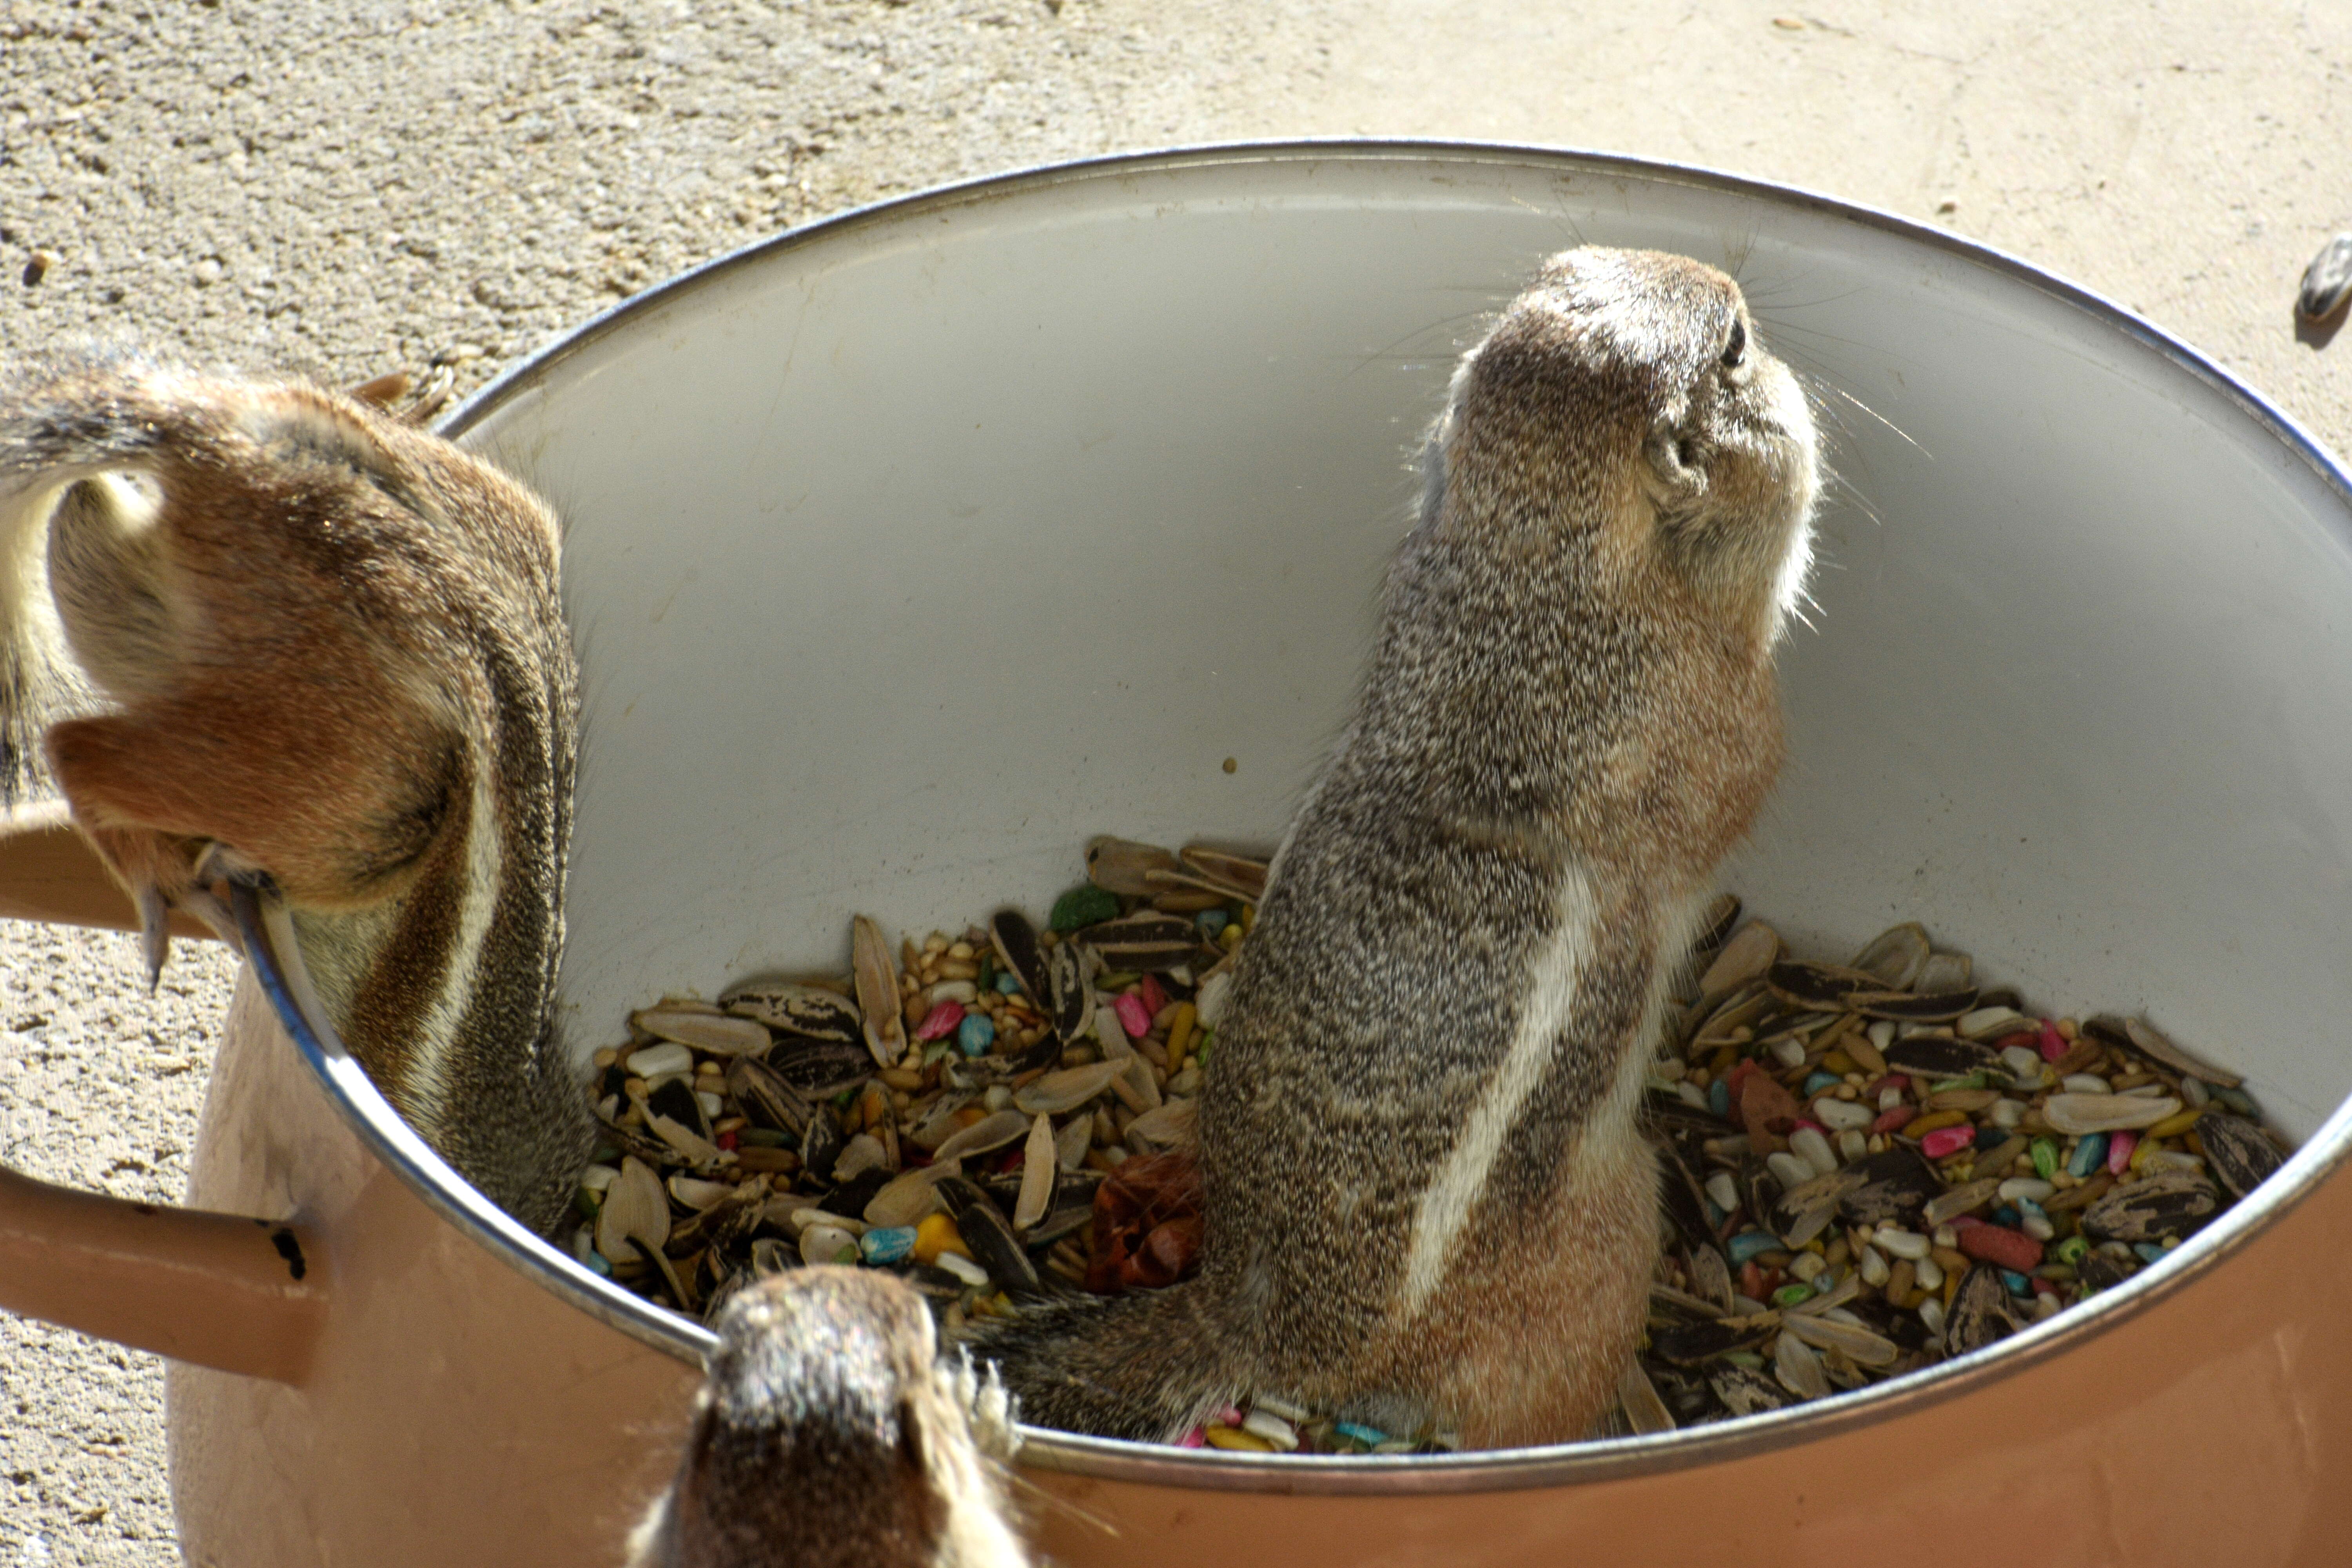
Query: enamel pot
3,143,2349,1565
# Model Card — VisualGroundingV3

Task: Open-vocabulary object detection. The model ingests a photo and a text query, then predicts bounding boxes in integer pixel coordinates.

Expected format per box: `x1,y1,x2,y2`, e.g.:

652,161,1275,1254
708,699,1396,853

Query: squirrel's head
1431,246,1820,651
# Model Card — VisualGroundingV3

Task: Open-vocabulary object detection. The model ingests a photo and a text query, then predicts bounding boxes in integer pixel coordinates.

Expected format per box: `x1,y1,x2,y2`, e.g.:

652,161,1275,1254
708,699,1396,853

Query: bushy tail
0,352,209,804
955,1280,1235,1444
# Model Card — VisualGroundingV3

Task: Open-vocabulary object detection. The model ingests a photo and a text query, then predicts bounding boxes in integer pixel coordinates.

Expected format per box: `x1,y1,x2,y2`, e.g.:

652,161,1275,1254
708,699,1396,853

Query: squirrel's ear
1642,410,1708,509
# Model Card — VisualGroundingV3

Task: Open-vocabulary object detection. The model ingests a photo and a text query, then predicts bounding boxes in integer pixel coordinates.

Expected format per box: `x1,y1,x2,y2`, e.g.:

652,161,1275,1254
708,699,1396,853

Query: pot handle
0,802,327,1384
0,800,213,938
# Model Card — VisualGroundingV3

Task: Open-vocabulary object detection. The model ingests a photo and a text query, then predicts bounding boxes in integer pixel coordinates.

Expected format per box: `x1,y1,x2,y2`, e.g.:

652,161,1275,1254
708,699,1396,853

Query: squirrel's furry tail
955,1279,1235,1444
0,353,207,804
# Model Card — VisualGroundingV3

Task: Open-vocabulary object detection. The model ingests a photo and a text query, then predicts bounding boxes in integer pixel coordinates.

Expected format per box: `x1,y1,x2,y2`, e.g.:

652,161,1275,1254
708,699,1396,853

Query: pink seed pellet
2038,1019,2067,1062
1216,1406,1245,1427
1139,973,1169,1017
2107,1130,2138,1174
1872,1107,1915,1135
1921,1125,1975,1159
914,1000,966,1042
1112,991,1153,1038
1178,1425,1207,1448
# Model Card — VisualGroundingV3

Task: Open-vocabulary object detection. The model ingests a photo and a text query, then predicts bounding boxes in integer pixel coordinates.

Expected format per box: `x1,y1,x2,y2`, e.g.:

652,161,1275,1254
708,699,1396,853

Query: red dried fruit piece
1956,1223,2043,1273
1741,1072,1804,1157
1086,1148,1204,1294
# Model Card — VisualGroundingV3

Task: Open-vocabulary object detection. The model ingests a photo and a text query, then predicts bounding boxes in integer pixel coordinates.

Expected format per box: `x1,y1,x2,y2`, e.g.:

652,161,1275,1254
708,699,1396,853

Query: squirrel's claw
132,880,172,993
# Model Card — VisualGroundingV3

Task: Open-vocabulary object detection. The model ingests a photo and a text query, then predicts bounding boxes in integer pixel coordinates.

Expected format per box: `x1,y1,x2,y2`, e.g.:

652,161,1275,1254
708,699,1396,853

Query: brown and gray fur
629,1268,1031,1568
960,247,1820,1449
0,352,592,1233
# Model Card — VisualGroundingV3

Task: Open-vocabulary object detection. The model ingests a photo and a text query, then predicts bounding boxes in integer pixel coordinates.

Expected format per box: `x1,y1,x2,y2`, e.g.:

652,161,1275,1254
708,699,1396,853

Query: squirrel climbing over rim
0,352,593,1235
958,245,1822,1449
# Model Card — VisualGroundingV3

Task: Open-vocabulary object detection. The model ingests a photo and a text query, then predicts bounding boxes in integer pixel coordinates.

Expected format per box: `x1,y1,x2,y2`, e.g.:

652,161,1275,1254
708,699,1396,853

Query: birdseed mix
571,848,2292,1454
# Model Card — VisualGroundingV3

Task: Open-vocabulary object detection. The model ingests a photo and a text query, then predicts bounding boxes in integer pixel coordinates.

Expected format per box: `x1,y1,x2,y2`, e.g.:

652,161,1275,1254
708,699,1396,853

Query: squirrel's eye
1721,319,1747,368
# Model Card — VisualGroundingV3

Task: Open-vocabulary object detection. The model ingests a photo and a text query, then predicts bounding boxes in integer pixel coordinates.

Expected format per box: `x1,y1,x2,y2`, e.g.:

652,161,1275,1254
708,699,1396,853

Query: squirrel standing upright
962,246,1821,1449
0,353,593,1234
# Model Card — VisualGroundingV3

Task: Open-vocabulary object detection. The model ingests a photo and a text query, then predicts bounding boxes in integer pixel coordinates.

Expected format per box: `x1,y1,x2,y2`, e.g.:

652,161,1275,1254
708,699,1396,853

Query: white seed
1241,1409,1300,1450
1914,1256,1945,1291
1859,1245,1890,1287
1704,1172,1739,1214
1837,1130,1869,1163
625,1042,695,1080
1918,1297,1947,1335
1989,1098,2026,1129
2061,1073,2113,1095
1998,1177,2055,1205
1767,1152,1815,1191
1790,1127,1838,1179
1769,1034,1808,1069
2000,1045,2040,1081
936,1251,989,1287
579,1164,620,1193
1813,1097,1873,1132
1875,1228,1929,1260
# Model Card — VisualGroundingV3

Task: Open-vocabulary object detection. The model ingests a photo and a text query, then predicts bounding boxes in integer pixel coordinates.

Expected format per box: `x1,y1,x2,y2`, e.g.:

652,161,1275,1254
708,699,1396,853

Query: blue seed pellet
1993,1205,2021,1228
860,1226,917,1265
1727,1230,1779,1265
1334,1421,1387,1446
1197,909,1230,936
2134,1242,2169,1265
958,1013,997,1057
2068,1133,2108,1178
2000,1269,2029,1293
1709,1079,1732,1118
995,971,1022,995
585,1248,611,1277
1803,1071,1840,1097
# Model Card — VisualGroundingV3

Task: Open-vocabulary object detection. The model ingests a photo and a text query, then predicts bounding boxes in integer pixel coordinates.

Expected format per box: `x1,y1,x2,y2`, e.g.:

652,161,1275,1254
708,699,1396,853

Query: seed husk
1849,924,1931,990
1617,1360,1676,1436
1085,835,1184,895
2197,1112,2286,1200
761,1036,876,1100
929,1109,1033,1164
2119,1015,2243,1089
1013,1114,1058,1231
851,915,907,1069
2082,1169,2223,1246
632,1007,772,1057
720,982,862,1045
988,909,1052,1006
1942,1264,2020,1357
725,1056,815,1138
936,1176,1042,1297
1698,923,1779,999
1709,1364,1796,1418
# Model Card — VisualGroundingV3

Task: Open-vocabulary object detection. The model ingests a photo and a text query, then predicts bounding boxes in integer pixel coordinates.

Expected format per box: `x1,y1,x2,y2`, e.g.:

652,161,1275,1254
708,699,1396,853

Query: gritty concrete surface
0,2,2347,1561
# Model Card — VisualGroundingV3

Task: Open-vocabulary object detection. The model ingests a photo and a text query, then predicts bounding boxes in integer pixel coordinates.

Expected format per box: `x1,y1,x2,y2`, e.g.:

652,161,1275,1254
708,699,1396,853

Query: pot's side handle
0,803,316,1381
0,1165,327,1384
0,800,213,938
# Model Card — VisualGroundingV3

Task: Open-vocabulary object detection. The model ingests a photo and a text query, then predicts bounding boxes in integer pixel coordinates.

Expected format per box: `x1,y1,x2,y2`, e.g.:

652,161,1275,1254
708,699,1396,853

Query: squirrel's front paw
942,1348,1025,1465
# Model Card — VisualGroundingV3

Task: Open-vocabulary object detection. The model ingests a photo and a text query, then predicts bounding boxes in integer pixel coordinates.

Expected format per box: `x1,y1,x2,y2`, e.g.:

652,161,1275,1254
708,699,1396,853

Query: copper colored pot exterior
165,978,701,1565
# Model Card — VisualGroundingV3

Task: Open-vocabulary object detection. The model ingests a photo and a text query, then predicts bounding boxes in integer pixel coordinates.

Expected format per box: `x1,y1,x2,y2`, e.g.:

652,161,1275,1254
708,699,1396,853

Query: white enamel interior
456,146,2352,1146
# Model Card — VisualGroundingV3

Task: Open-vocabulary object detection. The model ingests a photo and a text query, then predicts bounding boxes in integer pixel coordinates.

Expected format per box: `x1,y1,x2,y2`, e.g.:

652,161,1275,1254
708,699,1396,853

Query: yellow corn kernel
912,1213,970,1266
1902,1110,1968,1140
2146,1107,2203,1140
1203,1426,1275,1453
1167,1002,1199,1067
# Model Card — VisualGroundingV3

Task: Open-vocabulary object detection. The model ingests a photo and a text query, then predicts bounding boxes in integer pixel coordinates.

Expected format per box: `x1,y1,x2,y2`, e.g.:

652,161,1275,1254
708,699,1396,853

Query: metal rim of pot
230,140,2352,1497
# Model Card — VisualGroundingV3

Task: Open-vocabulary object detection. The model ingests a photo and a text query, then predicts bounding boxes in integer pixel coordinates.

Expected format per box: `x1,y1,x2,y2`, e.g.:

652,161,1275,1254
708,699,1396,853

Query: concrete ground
1,2,2347,1560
